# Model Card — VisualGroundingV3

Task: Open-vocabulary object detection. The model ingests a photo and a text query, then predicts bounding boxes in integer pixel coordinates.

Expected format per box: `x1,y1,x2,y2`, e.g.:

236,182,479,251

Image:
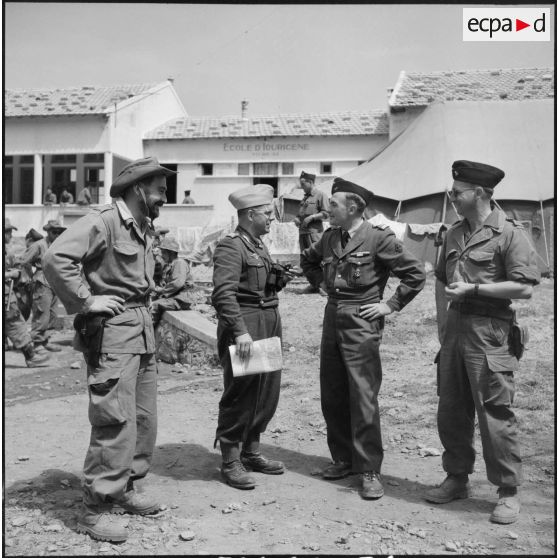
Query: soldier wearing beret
212,184,287,490
293,171,330,292
4,219,50,367
44,157,175,542
425,160,540,525
19,219,67,352
151,236,195,326
301,178,425,500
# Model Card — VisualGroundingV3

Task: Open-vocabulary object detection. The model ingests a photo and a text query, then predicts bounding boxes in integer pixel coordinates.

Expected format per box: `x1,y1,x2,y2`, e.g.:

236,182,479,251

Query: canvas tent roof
319,100,554,202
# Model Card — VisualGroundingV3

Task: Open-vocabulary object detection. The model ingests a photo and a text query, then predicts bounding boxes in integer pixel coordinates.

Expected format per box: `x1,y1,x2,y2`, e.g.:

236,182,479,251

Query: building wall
5,116,109,154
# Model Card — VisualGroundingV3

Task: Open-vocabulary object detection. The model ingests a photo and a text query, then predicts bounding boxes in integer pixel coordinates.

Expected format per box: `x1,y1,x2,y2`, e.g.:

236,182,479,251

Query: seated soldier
151,237,196,326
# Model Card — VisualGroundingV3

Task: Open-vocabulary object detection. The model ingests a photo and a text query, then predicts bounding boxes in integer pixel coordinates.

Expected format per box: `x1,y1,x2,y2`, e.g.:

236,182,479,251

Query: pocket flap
246,259,264,268
347,255,373,265
469,250,493,263
486,353,518,372
322,256,334,264
114,242,139,256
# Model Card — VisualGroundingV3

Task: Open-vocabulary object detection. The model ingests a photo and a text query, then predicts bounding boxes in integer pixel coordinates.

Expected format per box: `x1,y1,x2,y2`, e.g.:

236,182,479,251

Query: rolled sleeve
504,228,541,285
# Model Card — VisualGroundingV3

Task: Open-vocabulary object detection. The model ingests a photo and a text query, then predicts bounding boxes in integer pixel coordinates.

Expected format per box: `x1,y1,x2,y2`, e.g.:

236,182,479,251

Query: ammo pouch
73,314,108,367
509,312,528,360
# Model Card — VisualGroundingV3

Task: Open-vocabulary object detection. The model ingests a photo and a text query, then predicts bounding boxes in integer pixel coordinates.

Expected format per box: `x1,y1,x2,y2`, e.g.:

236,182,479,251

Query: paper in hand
229,336,283,377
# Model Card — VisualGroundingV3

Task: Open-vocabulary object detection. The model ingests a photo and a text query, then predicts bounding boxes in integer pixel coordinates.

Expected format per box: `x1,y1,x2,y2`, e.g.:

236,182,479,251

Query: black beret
452,160,504,189
300,171,316,182
331,177,374,205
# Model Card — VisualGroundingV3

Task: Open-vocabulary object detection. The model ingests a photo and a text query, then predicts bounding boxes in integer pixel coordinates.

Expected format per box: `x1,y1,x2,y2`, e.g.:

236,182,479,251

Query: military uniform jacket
159,258,193,303
301,220,425,310
297,187,330,234
212,227,278,338
20,238,50,286
435,208,540,307
43,198,155,354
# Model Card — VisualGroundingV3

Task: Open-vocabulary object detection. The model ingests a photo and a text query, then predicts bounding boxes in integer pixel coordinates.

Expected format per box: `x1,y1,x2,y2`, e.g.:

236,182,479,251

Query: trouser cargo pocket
87,354,127,427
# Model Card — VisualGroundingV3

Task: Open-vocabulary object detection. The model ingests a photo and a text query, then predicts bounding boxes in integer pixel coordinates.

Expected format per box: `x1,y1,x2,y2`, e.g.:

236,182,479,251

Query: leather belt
450,301,512,320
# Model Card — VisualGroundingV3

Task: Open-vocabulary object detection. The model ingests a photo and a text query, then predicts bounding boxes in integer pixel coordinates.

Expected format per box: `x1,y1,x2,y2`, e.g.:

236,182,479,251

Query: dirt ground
3,274,555,556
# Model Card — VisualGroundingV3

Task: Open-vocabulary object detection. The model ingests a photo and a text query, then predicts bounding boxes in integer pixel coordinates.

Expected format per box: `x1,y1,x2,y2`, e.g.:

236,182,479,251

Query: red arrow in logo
516,18,530,31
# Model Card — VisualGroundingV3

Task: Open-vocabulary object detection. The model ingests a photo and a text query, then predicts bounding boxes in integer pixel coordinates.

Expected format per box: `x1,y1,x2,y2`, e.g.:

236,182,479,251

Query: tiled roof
389,68,555,107
5,82,164,117
145,111,388,140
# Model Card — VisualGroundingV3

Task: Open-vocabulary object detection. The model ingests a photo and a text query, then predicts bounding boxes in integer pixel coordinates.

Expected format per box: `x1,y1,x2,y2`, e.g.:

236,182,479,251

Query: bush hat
229,184,275,210
452,160,505,189
43,219,67,232
110,157,177,197
331,177,374,205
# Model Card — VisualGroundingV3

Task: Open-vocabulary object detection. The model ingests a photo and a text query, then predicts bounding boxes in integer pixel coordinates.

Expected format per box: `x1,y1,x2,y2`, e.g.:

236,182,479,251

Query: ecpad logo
463,8,550,41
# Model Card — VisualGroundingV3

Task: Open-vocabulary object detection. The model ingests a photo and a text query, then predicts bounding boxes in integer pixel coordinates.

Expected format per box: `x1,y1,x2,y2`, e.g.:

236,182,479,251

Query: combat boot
111,489,161,515
241,452,284,474
22,343,50,368
361,471,384,500
490,487,520,524
425,474,470,504
76,507,128,542
221,460,256,490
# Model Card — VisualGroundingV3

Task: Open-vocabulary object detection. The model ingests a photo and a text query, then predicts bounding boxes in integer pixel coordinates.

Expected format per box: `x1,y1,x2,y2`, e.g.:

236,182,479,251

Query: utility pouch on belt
73,314,107,367
509,312,529,360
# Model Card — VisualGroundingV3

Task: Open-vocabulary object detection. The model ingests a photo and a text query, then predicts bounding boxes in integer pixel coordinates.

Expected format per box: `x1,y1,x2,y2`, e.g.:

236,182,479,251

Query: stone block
156,310,218,366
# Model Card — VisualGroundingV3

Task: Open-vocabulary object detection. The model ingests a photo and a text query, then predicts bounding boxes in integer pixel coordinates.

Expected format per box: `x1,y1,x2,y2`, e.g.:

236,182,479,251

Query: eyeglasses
447,187,476,199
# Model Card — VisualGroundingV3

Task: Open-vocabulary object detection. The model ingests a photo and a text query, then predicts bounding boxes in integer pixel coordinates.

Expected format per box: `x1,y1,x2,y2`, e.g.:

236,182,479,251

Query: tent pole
539,200,551,270
394,200,402,221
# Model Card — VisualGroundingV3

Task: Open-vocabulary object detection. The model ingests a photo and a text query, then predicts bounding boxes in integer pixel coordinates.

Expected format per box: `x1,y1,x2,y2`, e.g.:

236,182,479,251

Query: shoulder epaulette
506,217,525,228
225,232,239,239
372,223,389,230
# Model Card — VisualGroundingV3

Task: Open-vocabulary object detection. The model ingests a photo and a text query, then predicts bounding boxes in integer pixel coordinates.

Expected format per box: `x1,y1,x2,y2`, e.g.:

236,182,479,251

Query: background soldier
182,189,195,204
301,178,425,500
293,171,329,293
212,185,287,490
425,160,540,525
151,236,196,326
44,157,175,543
43,188,57,205
4,219,49,367
20,219,67,353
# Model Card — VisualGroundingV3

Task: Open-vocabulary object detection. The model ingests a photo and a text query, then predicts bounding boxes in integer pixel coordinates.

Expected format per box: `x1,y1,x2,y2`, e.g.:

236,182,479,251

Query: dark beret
300,171,316,182
452,160,504,189
331,177,374,205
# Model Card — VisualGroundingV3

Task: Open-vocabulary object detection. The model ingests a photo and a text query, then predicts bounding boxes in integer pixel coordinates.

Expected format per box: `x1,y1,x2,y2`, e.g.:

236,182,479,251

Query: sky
4,3,555,118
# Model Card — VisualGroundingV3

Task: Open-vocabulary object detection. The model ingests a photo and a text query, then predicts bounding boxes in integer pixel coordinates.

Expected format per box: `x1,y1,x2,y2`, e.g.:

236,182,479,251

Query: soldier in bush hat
43,156,176,542
301,177,425,500
25,228,44,248
212,184,290,490
19,220,67,352
150,236,195,326
426,160,540,525
4,219,50,367
293,171,330,292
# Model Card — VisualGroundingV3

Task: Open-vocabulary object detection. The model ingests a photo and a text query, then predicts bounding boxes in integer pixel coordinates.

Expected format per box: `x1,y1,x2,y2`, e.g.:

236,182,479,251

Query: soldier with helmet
212,184,290,490
4,219,50,367
19,219,67,352
425,160,541,525
150,236,195,326
44,157,175,543
301,177,425,500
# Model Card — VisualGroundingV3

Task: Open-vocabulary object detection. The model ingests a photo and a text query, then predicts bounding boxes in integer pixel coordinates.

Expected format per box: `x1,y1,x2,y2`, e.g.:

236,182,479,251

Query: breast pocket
113,242,140,281
246,260,266,291
468,250,494,266
347,255,374,287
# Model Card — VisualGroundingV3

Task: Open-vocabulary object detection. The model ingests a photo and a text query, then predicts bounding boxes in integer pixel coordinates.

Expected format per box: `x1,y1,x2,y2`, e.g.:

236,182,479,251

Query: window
253,162,278,176
281,163,294,175
4,156,13,165
320,162,333,174
20,155,34,164
238,163,250,176
84,153,104,163
51,154,76,163
201,163,213,176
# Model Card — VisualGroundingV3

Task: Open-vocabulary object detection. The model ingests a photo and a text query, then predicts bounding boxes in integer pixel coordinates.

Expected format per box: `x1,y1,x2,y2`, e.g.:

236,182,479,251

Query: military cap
228,184,274,210
331,177,374,205
43,219,67,232
451,160,504,189
300,171,316,182
110,157,177,197
25,228,44,241
160,237,180,253
4,218,17,231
